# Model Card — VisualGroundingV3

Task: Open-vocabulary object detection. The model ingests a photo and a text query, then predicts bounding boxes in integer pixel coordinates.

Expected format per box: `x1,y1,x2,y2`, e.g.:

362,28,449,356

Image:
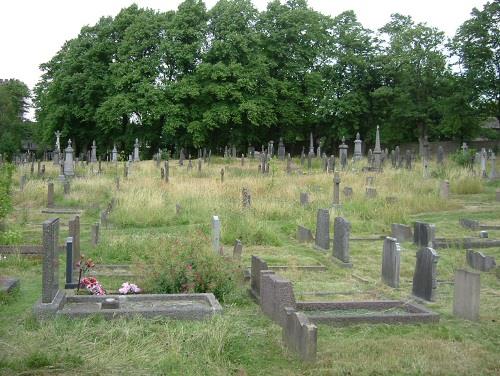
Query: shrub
450,149,475,168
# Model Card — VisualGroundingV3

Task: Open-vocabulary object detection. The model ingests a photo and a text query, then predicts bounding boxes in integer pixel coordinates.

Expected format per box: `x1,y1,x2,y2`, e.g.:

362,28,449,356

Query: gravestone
333,217,352,267
212,216,221,254
480,148,487,178
343,186,353,199
161,168,165,179
333,172,340,205
381,237,401,288
242,187,251,208
366,176,375,186
300,192,309,206
437,146,444,165
40,218,62,306
405,150,412,169
339,137,348,169
466,250,496,272
297,225,314,243
179,148,185,166
64,237,78,289
47,182,54,208
63,181,70,195
307,153,312,171
353,132,362,161
413,221,436,247
133,138,140,162
489,153,496,179
278,137,285,160
63,140,74,177
112,145,118,162
327,155,334,173
286,154,292,174
220,168,224,183
453,269,480,321
241,154,245,166
250,255,270,299
164,161,169,183
283,308,317,362
479,231,488,239
412,247,439,301
323,154,328,172
90,140,97,163
300,150,305,166
91,223,99,247
440,180,449,199
68,216,80,264
391,223,412,243
314,209,330,251
365,187,377,198
373,126,382,170
233,239,243,260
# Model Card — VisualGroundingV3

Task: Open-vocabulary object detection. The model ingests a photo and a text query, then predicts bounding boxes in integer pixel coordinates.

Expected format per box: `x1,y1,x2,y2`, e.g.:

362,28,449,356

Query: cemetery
0,138,499,374
0,0,499,374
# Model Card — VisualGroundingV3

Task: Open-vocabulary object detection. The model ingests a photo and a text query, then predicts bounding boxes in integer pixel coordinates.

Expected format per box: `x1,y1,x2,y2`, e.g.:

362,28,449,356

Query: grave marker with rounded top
314,209,330,251
333,216,352,267
412,247,439,301
381,237,401,288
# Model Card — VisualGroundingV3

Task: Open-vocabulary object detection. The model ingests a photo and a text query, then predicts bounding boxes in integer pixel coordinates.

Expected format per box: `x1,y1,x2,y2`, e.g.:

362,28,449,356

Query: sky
0,0,487,115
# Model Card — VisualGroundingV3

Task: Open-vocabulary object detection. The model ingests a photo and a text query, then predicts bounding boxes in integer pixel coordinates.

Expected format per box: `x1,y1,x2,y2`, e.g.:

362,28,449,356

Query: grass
0,157,499,375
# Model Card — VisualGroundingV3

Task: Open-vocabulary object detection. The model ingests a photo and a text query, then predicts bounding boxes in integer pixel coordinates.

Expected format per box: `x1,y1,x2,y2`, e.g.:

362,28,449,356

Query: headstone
453,269,480,321
133,138,140,162
333,172,340,205
365,187,377,198
314,209,330,251
391,223,412,243
353,132,362,161
242,187,251,208
241,154,245,166
300,192,309,206
68,216,80,264
461,142,468,154
339,137,348,169
327,155,334,173
307,153,312,171
220,168,224,183
90,140,97,163
161,168,165,179
91,223,99,247
179,148,185,166
405,150,412,170
53,131,61,165
198,158,202,172
300,150,305,166
412,247,439,301
308,132,314,156
343,186,353,199
440,180,449,199
366,176,375,186
64,237,77,289
466,250,496,272
63,140,75,177
479,230,488,239
278,137,285,160
333,217,352,267
47,182,54,208
413,221,436,247
437,146,444,165
286,153,292,174
250,255,269,298
489,153,496,179
212,216,221,254
297,225,314,243
480,148,487,178
381,237,401,288
232,145,237,159
63,181,70,195
164,160,169,183
112,145,118,162
373,126,382,170
42,218,60,303
233,239,243,260
283,308,317,362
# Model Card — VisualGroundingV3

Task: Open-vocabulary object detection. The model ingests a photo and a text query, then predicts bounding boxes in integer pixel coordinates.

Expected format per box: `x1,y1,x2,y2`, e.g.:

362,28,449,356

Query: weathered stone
19,174,26,191
365,187,377,198
64,237,78,289
366,176,375,186
479,231,488,239
333,172,340,205
373,126,382,170
466,249,496,272
489,153,496,179
437,145,444,164
233,239,243,260
133,138,140,162
101,298,120,309
68,216,80,264
0,277,19,294
42,218,60,303
300,192,309,206
90,140,97,163
453,269,480,321
343,186,353,199
412,247,439,301
353,132,362,161
260,273,296,327
314,209,330,251
339,137,348,170
91,223,99,247
63,140,75,177
391,223,412,243
413,222,435,247
440,180,449,199
333,217,351,267
212,216,221,254
283,308,317,361
381,237,401,288
242,187,251,208
63,181,70,195
459,218,480,230
47,182,54,208
297,225,314,243
250,255,269,299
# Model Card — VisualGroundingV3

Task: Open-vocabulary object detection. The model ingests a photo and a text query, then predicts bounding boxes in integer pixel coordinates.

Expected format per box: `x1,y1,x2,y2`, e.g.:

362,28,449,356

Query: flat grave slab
41,208,82,214
296,300,439,326
0,277,20,293
434,238,500,249
56,293,222,320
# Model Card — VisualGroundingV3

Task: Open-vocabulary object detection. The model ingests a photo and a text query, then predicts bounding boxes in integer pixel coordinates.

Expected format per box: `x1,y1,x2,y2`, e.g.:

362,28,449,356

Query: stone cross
453,269,480,321
412,247,439,301
381,237,401,288
461,142,468,154
314,209,330,251
333,216,352,267
54,131,61,153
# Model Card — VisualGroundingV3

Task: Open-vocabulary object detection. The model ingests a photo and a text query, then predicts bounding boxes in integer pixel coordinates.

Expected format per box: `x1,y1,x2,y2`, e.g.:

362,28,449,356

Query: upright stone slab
373,126,382,170
283,308,317,362
260,273,296,326
437,146,444,165
90,140,97,163
42,218,60,303
440,180,449,199
314,209,330,251
413,221,436,248
63,181,70,195
339,137,348,169
133,138,140,162
68,216,80,264
343,186,353,199
91,223,99,247
212,216,221,254
391,223,412,243
297,225,314,243
466,249,496,272
64,237,78,289
381,237,401,288
333,173,340,205
453,269,480,321
300,192,309,206
333,217,352,267
242,187,251,208
233,239,243,260
278,137,286,160
112,145,118,162
489,153,496,179
353,132,362,161
250,255,269,299
47,182,54,208
412,247,439,301
63,140,74,177
365,187,377,198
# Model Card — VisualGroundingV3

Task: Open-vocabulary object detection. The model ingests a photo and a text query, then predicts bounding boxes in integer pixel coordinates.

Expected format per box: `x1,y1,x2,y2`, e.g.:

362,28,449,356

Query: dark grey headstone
42,218,60,303
260,273,296,327
381,237,401,288
413,222,435,247
453,269,480,321
343,186,353,199
412,247,439,301
297,225,314,243
466,249,496,272
250,255,268,298
283,308,317,362
391,223,412,243
47,182,54,208
333,217,351,267
314,209,330,251
459,218,480,230
68,216,80,264
300,192,309,206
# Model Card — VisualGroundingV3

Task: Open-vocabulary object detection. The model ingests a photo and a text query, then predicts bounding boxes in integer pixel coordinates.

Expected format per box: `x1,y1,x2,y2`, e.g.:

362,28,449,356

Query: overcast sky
0,0,487,95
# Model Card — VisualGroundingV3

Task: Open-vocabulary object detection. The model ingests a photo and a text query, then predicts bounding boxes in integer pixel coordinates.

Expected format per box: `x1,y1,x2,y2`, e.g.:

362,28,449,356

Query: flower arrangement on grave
76,255,106,295
118,282,141,294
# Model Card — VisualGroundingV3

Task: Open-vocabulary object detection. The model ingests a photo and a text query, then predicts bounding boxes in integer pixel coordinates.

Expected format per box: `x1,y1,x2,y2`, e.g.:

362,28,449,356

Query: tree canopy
31,0,499,158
